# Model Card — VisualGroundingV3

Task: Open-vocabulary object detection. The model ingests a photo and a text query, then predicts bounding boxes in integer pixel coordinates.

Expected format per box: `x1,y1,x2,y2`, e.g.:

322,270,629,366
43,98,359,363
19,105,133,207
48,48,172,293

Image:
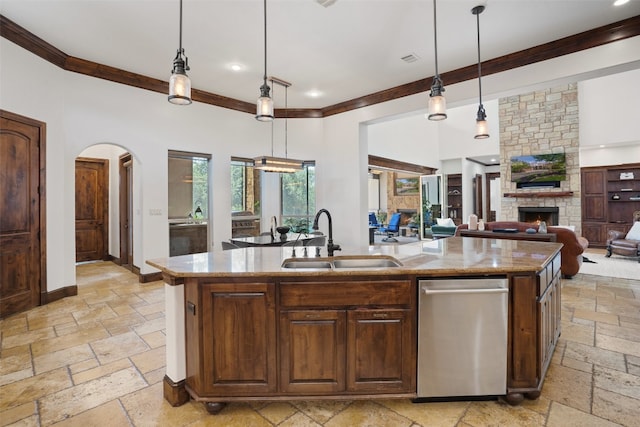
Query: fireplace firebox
518,207,559,225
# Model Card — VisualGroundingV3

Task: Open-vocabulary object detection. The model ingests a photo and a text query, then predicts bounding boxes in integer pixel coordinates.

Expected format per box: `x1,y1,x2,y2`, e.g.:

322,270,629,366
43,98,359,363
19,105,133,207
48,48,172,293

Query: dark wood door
119,153,133,268
75,158,108,262
0,110,45,318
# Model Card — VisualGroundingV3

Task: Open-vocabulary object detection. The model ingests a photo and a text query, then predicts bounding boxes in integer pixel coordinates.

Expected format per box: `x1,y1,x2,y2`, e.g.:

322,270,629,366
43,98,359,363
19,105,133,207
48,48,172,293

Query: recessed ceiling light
599,144,606,148
227,63,244,72
306,90,323,98
490,158,496,162
614,0,629,6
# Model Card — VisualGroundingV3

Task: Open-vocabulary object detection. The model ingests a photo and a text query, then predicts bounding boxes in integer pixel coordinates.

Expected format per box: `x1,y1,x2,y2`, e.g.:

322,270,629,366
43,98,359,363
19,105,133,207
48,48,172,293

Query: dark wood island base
148,238,562,414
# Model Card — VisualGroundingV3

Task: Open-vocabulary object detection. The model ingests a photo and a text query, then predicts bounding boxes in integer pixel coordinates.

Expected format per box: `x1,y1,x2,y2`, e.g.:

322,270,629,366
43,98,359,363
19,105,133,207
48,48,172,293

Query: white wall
2,34,640,292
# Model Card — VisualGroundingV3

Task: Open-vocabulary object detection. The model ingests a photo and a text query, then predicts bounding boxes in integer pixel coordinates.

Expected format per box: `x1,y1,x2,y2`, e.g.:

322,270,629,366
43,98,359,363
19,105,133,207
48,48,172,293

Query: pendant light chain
433,0,439,78
178,0,183,53
472,5,489,139
263,0,267,83
427,0,446,120
285,85,289,159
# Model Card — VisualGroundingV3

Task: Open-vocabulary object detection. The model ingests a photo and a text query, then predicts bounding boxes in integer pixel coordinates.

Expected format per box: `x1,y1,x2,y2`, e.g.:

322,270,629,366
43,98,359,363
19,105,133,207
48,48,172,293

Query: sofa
455,221,589,278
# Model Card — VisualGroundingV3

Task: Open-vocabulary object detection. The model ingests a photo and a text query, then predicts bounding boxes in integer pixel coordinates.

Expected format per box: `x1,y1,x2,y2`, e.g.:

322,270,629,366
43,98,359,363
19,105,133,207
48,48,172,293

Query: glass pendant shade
256,83,274,121
475,106,489,139
168,63,192,105
428,79,447,121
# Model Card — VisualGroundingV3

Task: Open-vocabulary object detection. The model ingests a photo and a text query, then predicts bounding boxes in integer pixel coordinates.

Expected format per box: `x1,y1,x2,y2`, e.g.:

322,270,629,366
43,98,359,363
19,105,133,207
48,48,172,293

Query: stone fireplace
397,209,417,226
518,207,559,225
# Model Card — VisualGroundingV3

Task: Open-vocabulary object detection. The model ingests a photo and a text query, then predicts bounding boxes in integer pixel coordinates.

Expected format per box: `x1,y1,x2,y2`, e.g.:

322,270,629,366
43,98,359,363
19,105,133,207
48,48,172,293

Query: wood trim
0,109,48,306
41,285,77,304
163,375,189,407
368,155,436,175
503,192,574,198
2,14,639,118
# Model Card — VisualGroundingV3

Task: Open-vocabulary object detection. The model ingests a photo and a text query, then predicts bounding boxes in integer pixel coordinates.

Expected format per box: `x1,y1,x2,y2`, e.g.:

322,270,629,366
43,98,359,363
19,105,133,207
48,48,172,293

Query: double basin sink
282,255,402,270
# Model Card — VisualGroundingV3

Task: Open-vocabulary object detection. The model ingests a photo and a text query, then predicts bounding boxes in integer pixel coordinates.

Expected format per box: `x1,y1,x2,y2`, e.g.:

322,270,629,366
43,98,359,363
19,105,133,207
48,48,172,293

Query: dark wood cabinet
169,224,208,256
186,281,277,397
279,278,416,396
185,276,416,403
447,174,463,225
581,163,640,247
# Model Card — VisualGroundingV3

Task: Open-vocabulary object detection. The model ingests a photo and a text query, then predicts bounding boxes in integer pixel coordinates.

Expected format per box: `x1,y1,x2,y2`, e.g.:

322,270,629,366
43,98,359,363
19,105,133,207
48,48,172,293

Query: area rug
578,250,639,280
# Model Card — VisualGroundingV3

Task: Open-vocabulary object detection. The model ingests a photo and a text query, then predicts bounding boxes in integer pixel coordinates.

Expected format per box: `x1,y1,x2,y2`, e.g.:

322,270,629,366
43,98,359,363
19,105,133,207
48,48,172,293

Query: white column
164,283,186,382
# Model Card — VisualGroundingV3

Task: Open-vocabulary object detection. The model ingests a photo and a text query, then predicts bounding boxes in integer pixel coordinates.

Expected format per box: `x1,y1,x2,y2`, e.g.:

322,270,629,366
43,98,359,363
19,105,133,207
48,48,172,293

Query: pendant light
427,0,446,121
168,0,192,105
472,5,489,139
254,78,303,173
256,0,274,121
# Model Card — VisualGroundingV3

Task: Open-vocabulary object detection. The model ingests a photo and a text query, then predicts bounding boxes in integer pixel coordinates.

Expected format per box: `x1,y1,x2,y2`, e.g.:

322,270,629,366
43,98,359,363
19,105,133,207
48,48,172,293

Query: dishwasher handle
422,287,508,296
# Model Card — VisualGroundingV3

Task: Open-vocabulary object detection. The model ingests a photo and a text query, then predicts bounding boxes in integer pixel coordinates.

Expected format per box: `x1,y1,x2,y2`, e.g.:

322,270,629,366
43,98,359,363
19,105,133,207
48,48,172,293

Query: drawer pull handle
373,313,388,318
305,314,321,319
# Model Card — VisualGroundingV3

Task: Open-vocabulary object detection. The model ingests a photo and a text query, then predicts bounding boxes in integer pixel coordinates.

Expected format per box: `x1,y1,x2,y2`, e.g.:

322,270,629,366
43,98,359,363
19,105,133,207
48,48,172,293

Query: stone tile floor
1,261,639,426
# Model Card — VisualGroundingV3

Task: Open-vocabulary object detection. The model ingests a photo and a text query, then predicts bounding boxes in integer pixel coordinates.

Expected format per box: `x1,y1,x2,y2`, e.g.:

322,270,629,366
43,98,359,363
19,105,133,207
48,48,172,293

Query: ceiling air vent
401,53,420,63
315,0,337,7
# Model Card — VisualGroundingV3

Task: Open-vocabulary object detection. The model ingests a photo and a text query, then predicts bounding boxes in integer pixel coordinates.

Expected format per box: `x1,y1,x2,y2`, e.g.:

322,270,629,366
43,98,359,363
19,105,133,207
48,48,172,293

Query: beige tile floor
1,261,639,426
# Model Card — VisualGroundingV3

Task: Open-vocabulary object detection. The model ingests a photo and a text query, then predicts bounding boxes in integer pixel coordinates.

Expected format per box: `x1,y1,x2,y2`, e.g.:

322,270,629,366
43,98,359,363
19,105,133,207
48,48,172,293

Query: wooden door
119,153,133,268
0,110,45,318
75,158,108,262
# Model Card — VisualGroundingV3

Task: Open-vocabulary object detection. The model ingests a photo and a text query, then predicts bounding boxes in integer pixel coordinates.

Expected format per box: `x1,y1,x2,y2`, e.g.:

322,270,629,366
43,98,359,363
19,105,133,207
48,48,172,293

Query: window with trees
281,163,316,232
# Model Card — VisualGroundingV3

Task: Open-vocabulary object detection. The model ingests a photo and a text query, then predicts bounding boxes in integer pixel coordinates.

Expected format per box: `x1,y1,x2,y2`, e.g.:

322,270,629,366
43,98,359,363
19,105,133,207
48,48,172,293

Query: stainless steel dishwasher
417,277,508,398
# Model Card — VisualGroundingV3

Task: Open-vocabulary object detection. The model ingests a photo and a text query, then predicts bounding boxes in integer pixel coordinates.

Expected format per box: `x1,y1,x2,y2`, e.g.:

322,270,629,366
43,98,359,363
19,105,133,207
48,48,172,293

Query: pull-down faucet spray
312,209,341,257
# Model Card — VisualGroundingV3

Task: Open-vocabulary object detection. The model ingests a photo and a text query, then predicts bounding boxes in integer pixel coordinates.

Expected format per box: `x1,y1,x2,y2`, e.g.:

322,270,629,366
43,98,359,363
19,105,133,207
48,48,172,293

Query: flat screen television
510,153,566,184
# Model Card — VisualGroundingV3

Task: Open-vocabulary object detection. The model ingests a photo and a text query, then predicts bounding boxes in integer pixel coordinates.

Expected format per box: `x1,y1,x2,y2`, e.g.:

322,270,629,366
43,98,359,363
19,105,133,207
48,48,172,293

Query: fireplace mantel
503,191,574,198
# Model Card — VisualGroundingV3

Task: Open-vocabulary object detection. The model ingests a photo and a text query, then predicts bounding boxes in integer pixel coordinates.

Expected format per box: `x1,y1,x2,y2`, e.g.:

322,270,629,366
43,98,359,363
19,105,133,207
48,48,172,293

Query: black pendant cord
433,0,439,79
263,0,268,84
476,9,483,107
285,86,289,159
178,0,183,53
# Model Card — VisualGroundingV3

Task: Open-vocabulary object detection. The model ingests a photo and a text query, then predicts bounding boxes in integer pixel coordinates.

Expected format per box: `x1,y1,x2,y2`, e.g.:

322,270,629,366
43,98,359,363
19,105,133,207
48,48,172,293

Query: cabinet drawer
280,280,413,308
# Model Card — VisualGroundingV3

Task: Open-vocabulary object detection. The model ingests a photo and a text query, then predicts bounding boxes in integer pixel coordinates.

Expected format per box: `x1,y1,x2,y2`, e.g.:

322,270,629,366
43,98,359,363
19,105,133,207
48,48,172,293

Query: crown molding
2,14,639,118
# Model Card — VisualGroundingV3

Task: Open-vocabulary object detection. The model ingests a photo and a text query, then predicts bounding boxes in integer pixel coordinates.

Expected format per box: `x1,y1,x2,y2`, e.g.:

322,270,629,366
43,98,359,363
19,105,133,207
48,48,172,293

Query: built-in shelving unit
581,163,640,248
447,174,463,225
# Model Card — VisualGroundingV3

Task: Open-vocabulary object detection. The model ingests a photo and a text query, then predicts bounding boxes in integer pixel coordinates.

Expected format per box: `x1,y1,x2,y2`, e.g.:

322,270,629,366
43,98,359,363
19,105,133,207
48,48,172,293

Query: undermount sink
332,256,402,269
281,256,401,270
281,259,332,269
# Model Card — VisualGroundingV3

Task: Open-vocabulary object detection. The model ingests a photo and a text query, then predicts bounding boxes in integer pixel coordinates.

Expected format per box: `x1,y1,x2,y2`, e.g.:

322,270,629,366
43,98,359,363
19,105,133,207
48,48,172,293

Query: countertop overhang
147,236,563,279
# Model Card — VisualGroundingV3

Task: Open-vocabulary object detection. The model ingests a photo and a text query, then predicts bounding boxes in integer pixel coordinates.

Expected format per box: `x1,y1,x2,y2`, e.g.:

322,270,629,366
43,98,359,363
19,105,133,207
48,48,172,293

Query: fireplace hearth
518,207,559,225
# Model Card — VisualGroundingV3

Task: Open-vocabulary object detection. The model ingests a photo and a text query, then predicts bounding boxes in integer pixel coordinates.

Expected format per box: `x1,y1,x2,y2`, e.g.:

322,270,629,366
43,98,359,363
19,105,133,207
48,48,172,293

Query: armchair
606,211,640,262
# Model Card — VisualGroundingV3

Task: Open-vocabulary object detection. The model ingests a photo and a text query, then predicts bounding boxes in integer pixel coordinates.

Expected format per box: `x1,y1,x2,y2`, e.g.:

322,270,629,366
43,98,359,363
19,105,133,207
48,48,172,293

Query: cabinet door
346,309,415,393
201,282,276,396
582,169,606,222
279,310,346,394
538,273,561,383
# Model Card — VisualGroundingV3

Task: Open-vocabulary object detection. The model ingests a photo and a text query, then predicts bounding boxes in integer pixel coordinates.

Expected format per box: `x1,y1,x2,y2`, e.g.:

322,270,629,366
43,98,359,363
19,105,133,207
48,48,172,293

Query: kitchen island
147,237,562,413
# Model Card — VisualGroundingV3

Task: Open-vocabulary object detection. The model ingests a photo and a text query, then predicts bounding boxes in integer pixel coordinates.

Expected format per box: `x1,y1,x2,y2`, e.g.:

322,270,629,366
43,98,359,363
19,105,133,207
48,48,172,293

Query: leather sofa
456,221,589,278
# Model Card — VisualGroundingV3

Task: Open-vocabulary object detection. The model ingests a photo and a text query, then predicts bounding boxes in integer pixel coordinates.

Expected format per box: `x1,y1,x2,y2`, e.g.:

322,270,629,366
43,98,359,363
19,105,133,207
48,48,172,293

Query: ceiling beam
2,14,639,118
368,155,436,175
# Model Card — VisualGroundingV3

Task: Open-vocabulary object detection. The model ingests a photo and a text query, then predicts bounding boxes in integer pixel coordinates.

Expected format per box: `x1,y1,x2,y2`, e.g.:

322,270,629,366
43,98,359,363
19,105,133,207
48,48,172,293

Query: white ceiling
1,0,639,109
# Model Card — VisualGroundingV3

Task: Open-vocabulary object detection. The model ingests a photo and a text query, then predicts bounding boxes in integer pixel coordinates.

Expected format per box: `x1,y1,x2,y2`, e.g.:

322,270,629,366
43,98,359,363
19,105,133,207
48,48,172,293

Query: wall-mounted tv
510,153,566,184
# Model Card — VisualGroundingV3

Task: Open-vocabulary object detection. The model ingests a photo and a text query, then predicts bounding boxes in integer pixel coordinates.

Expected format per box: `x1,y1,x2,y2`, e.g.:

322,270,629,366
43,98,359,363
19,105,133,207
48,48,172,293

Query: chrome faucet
312,209,341,257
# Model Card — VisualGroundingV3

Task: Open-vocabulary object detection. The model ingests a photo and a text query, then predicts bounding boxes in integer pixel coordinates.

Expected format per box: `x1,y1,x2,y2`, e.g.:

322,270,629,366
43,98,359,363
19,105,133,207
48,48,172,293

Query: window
281,163,316,232
168,150,210,220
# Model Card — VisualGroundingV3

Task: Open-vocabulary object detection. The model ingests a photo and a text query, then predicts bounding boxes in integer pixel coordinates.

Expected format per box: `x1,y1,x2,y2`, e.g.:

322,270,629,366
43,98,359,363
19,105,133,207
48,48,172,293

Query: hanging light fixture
472,5,489,139
254,78,304,173
427,0,446,121
256,0,274,121
168,0,192,105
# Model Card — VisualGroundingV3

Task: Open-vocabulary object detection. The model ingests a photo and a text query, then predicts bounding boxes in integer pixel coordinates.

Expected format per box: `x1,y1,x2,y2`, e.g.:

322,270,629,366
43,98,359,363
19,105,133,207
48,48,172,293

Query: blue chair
368,212,379,227
379,213,402,242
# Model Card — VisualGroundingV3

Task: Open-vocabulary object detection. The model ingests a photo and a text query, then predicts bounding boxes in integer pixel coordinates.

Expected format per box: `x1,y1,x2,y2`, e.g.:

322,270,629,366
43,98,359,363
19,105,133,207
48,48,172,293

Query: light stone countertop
147,236,562,278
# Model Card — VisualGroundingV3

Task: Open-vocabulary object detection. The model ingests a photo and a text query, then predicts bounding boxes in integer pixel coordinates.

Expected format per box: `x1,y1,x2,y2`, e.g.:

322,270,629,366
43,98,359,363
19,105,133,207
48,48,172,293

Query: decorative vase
539,221,547,233
468,214,478,231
